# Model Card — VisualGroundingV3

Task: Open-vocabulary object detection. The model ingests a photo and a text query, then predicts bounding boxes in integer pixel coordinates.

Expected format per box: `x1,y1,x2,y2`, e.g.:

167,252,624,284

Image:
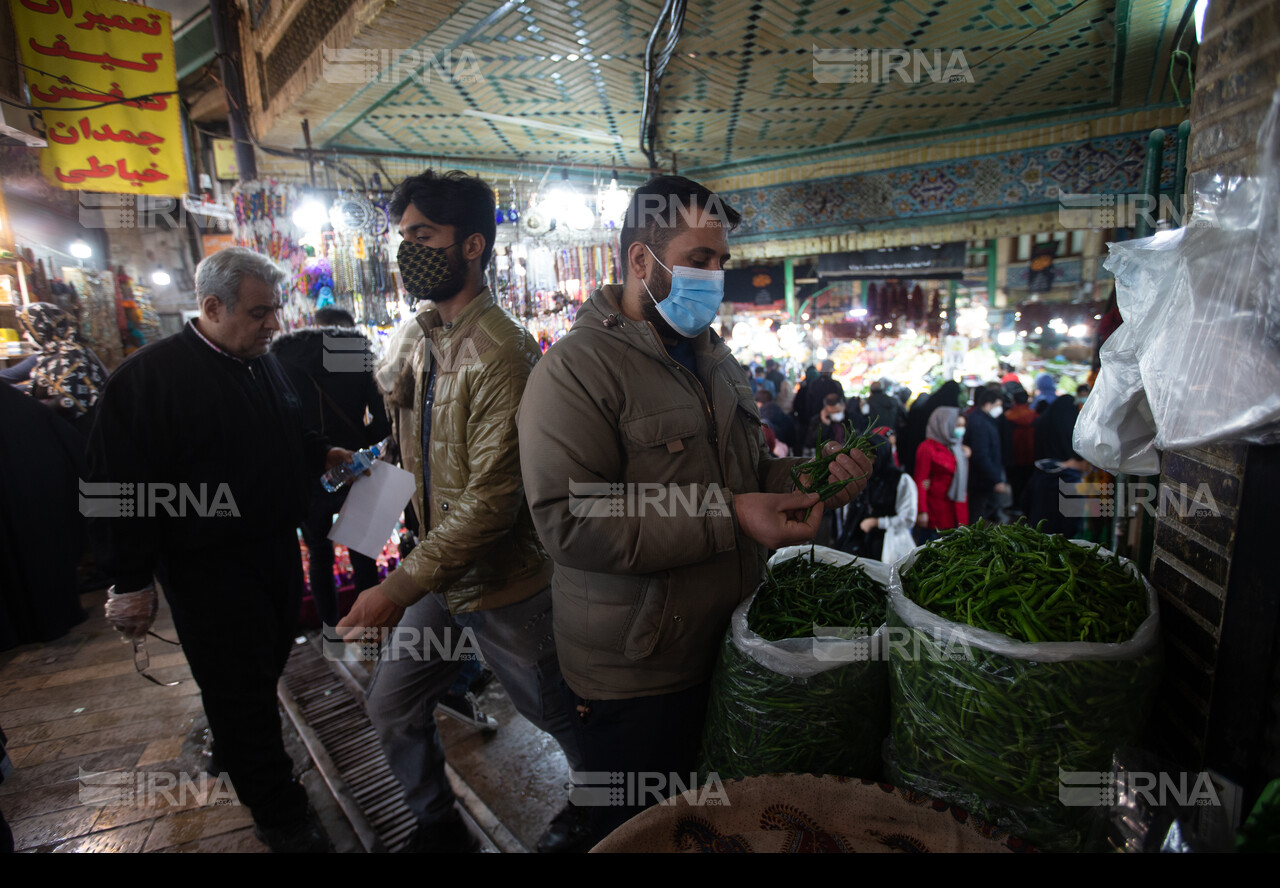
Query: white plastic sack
1073,321,1161,474
888,540,1160,663
1102,86,1280,449
730,545,891,678
699,545,891,781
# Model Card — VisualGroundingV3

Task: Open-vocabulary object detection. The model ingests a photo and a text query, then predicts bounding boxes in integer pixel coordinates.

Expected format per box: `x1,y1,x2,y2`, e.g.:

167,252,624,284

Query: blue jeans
448,657,483,697
365,584,582,825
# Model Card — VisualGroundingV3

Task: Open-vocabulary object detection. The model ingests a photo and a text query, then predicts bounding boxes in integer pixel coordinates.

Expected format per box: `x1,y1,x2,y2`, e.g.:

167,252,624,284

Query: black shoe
536,802,593,853
400,810,482,853
254,807,333,853
436,691,499,733
468,666,496,695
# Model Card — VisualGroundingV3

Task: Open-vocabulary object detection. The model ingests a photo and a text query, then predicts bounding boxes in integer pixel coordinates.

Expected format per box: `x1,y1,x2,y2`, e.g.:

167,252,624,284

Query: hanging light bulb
598,168,631,228
69,239,92,259
544,169,595,231
291,198,328,234
151,268,171,286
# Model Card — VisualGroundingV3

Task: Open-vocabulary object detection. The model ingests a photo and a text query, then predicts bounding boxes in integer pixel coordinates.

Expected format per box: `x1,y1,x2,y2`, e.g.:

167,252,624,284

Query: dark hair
1014,389,1029,405
755,389,773,403
975,388,1001,408
619,176,740,278
315,307,355,327
390,170,497,267
1077,384,1091,395
824,393,844,408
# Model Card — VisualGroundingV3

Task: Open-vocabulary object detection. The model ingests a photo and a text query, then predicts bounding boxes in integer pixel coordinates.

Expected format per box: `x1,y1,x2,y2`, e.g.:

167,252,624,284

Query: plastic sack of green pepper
699,545,891,783
884,521,1161,852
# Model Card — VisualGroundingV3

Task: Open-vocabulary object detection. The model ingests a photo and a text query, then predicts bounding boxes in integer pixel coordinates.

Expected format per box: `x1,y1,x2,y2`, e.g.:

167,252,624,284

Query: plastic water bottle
321,436,393,492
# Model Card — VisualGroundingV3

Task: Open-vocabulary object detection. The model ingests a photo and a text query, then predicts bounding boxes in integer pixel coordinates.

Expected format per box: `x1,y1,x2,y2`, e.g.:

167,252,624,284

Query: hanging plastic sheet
1098,86,1280,451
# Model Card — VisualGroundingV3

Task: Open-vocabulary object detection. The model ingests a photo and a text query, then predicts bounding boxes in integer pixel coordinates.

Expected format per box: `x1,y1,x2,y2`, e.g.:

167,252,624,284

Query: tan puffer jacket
517,285,803,699
380,289,551,613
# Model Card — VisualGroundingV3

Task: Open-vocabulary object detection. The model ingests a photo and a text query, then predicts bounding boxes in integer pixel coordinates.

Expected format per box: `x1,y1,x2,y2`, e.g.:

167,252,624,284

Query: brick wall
1146,0,1280,807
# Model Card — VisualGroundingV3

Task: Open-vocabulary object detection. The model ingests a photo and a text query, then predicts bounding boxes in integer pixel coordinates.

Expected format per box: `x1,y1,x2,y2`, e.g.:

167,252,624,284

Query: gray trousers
365,584,581,825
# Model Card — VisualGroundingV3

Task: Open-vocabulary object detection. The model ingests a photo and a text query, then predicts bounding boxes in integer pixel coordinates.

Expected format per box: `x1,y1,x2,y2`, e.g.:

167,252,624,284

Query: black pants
564,680,711,843
969,487,1003,524
1008,464,1035,514
300,483,381,627
155,532,308,829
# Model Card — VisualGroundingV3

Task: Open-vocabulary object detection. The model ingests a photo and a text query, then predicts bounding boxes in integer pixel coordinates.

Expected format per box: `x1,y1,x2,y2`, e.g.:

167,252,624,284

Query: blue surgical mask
953,427,966,441
641,245,725,338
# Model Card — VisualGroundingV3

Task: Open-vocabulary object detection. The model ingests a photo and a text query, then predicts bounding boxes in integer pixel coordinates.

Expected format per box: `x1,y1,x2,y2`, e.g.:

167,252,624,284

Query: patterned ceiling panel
257,0,1195,175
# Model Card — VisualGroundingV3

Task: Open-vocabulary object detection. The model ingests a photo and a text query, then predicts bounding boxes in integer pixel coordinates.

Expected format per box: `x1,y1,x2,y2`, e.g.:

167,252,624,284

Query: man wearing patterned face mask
338,170,586,854
517,175,873,842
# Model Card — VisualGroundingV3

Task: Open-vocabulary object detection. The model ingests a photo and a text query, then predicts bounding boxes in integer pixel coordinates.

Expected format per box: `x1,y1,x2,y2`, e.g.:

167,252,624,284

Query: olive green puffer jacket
380,289,551,613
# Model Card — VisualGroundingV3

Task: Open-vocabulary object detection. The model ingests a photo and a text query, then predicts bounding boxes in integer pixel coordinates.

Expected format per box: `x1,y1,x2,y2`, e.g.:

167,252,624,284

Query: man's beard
639,263,685,340
413,248,468,305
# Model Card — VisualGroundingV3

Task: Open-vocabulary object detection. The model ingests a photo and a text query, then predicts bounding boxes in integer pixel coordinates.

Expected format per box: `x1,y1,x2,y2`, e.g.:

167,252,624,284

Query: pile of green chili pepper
700,550,890,783
748,547,888,642
887,520,1161,852
901,519,1148,644
790,417,880,504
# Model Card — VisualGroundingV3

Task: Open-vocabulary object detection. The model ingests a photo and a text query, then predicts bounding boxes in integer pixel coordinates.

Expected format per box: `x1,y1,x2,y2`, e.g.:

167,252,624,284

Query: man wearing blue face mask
517,176,873,843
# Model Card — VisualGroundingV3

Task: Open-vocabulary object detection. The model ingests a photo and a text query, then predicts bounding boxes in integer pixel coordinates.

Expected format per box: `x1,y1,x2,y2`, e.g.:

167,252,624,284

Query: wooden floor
1,587,573,853
0,590,272,852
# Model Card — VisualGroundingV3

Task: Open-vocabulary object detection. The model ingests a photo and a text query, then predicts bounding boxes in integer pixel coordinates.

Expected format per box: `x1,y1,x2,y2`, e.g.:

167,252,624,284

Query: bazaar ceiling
254,0,1197,177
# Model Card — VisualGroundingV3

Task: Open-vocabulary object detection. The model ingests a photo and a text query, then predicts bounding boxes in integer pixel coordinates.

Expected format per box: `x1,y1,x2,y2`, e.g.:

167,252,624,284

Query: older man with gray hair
87,247,354,852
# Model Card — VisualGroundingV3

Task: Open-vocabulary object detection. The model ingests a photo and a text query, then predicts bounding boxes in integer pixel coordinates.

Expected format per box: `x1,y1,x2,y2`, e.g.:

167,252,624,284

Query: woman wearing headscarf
1034,394,1078,461
1031,372,1057,412
901,379,960,477
841,428,918,565
914,406,970,543
17,302,109,438
0,378,88,650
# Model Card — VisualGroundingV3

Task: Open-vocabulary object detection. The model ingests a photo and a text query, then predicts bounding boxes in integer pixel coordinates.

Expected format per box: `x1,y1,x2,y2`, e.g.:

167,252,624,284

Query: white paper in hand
328,459,417,559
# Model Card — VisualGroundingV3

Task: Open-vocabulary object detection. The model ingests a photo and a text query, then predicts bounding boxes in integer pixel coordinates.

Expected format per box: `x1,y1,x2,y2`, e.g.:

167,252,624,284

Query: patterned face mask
397,240,460,303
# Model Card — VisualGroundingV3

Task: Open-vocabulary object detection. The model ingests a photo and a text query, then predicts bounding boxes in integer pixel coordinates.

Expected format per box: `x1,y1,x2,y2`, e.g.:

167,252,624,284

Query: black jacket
269,327,391,451
867,390,904,434
964,408,1006,492
87,323,330,592
804,375,845,420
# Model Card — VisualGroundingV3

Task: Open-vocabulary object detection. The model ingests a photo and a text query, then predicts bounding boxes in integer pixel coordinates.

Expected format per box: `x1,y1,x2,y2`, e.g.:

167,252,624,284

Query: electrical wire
640,0,687,168
0,54,179,111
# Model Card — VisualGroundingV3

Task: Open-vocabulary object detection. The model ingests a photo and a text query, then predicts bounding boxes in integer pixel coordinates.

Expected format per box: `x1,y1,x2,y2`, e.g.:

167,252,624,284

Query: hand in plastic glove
336,580,406,643
105,585,159,639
